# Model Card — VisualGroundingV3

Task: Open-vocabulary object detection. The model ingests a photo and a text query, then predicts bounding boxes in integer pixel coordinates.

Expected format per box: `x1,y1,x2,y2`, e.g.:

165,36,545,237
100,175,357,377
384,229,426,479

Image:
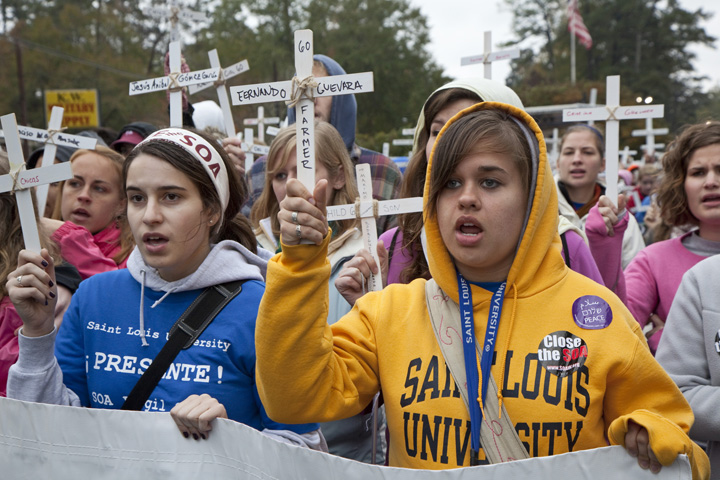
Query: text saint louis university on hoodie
7,240,317,436
255,102,709,478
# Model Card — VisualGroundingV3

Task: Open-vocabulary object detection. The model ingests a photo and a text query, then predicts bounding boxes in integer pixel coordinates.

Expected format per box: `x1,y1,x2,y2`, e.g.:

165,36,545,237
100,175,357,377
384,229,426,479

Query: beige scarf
424,278,529,464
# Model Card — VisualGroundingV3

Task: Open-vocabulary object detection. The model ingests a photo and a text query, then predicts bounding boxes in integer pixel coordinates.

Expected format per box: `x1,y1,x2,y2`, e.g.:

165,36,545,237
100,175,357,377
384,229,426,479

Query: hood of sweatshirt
286,54,356,152
126,240,271,346
424,101,564,305
127,240,268,292
412,77,525,154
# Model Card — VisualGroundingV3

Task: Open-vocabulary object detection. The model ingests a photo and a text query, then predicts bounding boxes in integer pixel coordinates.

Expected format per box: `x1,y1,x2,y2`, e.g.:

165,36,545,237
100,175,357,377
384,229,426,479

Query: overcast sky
410,0,720,96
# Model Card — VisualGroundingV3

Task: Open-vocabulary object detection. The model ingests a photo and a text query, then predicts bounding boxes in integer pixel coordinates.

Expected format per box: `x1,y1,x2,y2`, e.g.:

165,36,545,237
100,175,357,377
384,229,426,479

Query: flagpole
571,23,576,85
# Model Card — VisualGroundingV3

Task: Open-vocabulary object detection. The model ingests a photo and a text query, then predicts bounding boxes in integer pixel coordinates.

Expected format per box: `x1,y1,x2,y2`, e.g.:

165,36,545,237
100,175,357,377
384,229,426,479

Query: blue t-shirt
55,269,316,434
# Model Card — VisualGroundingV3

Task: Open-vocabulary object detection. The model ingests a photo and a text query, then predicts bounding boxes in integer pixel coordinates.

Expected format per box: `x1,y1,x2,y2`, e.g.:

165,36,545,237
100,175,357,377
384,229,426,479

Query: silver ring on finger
16,275,23,287
295,224,302,238
291,211,299,224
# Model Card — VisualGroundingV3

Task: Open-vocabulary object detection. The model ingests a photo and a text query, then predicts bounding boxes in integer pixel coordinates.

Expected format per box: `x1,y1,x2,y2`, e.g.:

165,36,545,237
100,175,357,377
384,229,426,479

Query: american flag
567,0,593,49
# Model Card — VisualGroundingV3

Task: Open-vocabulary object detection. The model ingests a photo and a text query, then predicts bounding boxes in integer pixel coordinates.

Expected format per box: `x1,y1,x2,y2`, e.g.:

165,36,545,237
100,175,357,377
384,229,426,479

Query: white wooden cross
562,75,664,205
391,127,414,156
187,49,250,137
266,125,281,138
243,106,280,144
128,41,220,127
0,107,98,215
230,29,374,193
147,0,207,44
632,117,668,156
326,164,423,291
0,114,74,252
545,128,560,166
240,128,270,174
621,146,638,166
460,31,520,80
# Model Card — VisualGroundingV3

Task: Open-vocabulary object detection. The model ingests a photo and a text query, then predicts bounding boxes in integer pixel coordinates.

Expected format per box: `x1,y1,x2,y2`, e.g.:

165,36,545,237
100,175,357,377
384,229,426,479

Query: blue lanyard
457,271,506,465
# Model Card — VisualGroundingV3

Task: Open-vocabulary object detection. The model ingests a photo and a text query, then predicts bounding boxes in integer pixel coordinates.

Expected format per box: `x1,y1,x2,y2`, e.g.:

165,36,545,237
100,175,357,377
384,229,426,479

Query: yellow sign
44,89,100,128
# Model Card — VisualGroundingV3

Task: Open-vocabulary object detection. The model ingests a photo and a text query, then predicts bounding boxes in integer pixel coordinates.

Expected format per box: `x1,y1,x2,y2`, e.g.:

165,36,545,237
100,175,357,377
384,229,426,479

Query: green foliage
504,0,716,138
0,0,445,142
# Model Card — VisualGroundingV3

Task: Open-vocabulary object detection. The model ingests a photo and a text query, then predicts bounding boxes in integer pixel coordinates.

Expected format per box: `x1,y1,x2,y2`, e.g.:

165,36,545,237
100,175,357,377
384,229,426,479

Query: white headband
136,128,230,227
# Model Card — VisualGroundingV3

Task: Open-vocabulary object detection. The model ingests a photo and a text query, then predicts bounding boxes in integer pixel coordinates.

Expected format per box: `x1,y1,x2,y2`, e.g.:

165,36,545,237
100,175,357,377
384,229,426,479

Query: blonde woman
43,146,134,277
251,122,385,463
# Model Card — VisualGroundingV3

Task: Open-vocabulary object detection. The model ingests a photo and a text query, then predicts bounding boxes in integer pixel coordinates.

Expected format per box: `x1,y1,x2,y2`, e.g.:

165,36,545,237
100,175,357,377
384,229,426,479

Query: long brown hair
125,128,258,253
657,121,720,226
397,88,481,283
250,122,359,238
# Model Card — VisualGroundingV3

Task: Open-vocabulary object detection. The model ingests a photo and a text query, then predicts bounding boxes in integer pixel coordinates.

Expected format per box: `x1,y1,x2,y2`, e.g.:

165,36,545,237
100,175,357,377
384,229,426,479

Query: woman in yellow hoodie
255,102,708,478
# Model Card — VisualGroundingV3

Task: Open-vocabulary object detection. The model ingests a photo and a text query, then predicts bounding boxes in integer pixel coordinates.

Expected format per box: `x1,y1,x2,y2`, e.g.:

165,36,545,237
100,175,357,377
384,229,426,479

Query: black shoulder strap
121,280,246,411
560,232,571,269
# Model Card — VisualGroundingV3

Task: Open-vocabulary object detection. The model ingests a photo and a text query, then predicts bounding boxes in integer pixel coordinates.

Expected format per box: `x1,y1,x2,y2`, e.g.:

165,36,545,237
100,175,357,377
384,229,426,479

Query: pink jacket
0,296,22,397
586,204,705,354
51,222,128,279
623,234,706,353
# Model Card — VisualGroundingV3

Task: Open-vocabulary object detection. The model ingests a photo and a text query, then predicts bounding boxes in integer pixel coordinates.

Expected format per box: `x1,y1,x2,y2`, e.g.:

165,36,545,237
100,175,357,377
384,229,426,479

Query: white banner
0,397,691,479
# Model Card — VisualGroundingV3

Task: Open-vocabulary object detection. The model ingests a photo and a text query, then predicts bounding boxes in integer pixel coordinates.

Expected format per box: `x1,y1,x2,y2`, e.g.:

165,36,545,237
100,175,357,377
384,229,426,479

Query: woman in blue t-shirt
6,128,324,448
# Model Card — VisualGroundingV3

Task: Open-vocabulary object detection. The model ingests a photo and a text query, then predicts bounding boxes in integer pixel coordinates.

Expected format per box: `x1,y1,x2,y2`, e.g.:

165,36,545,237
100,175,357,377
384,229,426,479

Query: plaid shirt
246,145,403,234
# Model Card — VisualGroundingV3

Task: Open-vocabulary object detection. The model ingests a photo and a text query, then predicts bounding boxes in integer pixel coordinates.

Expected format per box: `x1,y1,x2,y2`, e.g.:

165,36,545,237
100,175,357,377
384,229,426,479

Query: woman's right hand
335,242,388,306
278,178,329,246
5,249,57,337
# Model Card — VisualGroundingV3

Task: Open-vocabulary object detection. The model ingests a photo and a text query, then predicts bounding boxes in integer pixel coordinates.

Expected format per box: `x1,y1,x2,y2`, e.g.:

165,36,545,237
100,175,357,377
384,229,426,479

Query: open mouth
71,208,90,218
455,217,483,237
142,233,169,246
459,223,482,236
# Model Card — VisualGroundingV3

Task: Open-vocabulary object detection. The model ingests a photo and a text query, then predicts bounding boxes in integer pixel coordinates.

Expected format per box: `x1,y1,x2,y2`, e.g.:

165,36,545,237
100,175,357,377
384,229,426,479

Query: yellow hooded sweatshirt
256,102,708,478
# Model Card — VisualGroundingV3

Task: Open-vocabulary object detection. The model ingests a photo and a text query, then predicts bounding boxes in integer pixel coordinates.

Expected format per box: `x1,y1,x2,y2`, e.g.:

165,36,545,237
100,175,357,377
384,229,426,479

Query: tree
1,0,445,149
504,0,716,136
195,0,447,140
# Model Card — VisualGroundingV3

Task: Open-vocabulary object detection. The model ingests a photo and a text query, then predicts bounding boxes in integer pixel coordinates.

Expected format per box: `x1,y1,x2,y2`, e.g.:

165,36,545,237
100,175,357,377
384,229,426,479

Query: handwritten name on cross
632,117,668,157
243,106,280,144
0,114,74,252
562,75,664,205
230,29,374,192
460,31,520,80
128,42,220,127
0,107,98,215
326,164,423,291
186,50,250,137
147,0,207,44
